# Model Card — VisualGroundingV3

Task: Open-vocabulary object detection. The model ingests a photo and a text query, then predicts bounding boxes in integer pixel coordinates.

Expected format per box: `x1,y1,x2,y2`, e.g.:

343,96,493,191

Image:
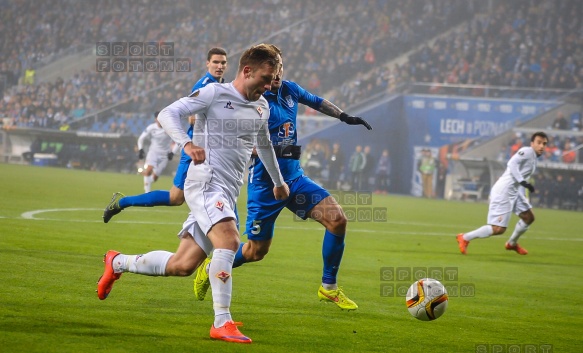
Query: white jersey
492,146,537,195
488,146,537,226
157,82,284,202
137,123,173,154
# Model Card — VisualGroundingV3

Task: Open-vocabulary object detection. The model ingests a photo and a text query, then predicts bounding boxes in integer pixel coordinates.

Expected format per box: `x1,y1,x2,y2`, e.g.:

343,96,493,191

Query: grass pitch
1,163,582,353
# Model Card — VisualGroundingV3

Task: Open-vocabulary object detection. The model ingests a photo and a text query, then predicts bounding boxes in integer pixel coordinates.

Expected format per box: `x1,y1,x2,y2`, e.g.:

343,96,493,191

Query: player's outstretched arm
318,100,372,130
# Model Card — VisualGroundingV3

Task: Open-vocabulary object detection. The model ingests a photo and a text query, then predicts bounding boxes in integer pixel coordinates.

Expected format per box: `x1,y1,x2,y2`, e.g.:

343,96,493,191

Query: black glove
138,149,145,159
339,112,372,130
520,180,535,193
167,152,174,161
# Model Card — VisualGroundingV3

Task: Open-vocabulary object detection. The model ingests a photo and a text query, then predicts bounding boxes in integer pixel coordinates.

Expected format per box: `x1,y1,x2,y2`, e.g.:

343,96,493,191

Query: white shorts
487,189,531,227
183,165,238,238
145,151,169,176
177,213,214,256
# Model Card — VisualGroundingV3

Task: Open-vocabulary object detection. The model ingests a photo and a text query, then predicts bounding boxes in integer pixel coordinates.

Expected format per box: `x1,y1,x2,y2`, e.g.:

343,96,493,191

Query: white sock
322,283,337,290
210,249,235,328
144,175,154,192
508,220,529,246
114,251,172,276
463,225,493,241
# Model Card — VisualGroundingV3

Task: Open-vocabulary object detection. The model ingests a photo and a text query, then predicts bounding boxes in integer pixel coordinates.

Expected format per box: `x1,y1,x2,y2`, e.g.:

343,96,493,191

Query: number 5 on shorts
250,220,261,235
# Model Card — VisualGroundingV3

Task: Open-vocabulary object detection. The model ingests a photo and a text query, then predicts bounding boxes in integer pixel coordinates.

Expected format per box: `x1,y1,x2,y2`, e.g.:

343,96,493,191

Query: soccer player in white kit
96,44,289,344
136,111,176,193
457,131,548,255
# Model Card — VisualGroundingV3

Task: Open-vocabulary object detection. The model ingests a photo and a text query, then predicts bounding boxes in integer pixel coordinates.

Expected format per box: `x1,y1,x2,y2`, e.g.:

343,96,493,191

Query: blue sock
119,191,171,208
232,242,247,268
322,230,345,284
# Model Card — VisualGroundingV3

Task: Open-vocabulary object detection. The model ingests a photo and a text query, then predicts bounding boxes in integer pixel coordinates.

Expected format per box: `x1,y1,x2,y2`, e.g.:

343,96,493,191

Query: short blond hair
238,44,280,73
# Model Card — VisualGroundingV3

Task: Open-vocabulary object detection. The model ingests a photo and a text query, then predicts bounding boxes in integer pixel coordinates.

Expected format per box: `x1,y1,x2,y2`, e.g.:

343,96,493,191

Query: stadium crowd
332,0,583,105
1,0,482,130
3,0,583,129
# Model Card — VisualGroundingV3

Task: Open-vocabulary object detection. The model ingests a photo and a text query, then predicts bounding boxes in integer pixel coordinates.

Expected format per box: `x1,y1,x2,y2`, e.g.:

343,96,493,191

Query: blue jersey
249,80,324,184
190,71,223,93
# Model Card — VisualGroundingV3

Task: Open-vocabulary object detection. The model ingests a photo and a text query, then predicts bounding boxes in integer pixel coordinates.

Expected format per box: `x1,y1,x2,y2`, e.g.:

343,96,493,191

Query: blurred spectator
418,148,436,198
553,111,569,130
304,141,325,180
564,175,580,210
108,121,118,133
361,145,374,191
117,121,130,135
326,142,344,190
510,136,524,156
562,139,576,164
348,145,365,191
374,149,391,194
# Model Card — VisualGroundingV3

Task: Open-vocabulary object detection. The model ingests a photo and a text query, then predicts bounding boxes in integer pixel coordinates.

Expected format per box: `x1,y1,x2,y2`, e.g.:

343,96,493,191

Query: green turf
1,163,582,352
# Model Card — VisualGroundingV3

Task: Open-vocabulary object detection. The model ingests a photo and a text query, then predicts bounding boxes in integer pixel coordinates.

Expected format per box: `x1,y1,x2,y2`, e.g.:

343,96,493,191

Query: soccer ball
405,278,448,321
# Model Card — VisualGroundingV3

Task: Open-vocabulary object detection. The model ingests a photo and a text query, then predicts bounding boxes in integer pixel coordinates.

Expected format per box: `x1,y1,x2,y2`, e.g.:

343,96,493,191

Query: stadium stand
1,0,582,204
1,0,483,134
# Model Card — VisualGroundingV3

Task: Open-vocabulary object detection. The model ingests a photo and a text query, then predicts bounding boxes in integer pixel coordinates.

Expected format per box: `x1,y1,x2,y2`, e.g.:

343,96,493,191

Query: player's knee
250,247,269,261
169,187,185,206
246,242,270,262
169,195,184,206
492,226,506,235
172,262,196,276
328,211,347,234
519,210,534,224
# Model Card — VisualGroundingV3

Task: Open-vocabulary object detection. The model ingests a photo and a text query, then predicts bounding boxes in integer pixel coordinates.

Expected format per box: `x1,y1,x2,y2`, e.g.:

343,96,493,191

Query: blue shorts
173,158,191,189
245,175,330,241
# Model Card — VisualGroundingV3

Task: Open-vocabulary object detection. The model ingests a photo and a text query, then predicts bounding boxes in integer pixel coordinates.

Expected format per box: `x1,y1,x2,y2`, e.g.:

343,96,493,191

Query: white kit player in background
136,111,178,192
457,131,549,255
96,44,288,344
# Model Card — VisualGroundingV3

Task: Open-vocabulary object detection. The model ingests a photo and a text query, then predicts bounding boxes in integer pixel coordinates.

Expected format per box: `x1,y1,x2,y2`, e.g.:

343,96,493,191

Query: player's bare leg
241,239,273,262
168,185,186,206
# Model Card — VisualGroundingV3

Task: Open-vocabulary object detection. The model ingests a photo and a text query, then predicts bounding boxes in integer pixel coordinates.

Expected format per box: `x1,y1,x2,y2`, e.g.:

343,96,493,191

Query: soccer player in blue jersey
103,48,228,223
193,45,372,310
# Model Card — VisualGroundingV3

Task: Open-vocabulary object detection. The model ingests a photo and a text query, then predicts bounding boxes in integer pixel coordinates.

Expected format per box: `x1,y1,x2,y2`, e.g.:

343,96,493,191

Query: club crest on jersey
224,101,234,109
215,271,231,283
215,200,224,211
278,122,295,139
518,151,524,155
284,95,294,108
256,106,263,117
190,90,200,97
